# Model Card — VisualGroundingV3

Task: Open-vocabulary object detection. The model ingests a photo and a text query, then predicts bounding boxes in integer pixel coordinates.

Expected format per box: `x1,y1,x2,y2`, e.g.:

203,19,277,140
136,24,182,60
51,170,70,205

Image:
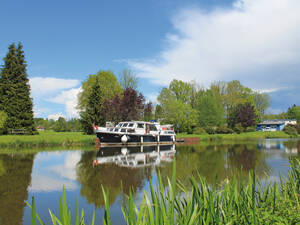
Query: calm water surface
0,139,299,225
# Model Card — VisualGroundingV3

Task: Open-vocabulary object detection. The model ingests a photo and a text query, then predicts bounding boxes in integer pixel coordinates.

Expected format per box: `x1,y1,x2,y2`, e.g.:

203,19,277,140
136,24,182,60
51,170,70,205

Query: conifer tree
0,43,35,134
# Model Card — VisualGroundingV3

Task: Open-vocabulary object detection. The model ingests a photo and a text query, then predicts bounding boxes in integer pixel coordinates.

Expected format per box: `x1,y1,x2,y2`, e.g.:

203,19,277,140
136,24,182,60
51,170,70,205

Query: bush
283,125,298,137
193,127,207,135
215,126,233,134
245,126,256,132
205,127,215,134
233,123,244,134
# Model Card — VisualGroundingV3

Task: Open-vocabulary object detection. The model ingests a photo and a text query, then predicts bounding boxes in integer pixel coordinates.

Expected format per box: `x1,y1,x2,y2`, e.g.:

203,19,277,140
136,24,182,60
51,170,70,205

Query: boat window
122,123,128,127
114,128,119,132
128,123,134,127
150,124,157,131
118,123,123,127
137,123,144,128
109,128,114,131
121,128,126,132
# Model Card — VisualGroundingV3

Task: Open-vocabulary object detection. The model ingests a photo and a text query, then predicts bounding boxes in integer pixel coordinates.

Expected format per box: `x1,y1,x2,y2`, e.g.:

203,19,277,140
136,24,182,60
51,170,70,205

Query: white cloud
30,77,80,95
128,0,300,91
29,77,81,118
50,151,81,180
49,88,82,118
29,174,77,192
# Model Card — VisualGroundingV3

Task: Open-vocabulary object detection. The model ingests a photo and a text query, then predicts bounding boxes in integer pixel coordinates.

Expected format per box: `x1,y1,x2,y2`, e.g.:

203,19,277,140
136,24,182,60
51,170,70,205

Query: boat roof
117,121,160,125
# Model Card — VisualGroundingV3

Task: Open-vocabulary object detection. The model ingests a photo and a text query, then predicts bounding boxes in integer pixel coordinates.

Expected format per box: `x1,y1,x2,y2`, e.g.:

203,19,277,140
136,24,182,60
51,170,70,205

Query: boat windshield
128,123,134,127
137,123,144,128
118,123,123,127
122,123,128,127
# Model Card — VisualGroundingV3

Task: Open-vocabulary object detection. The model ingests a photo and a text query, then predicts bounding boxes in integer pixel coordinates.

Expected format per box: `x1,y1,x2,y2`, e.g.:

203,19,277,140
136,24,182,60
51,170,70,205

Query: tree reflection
76,151,151,208
158,143,269,187
0,154,35,225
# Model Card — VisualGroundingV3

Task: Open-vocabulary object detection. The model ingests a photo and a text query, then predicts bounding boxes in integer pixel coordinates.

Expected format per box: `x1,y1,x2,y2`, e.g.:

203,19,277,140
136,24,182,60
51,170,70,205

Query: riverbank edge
0,131,296,151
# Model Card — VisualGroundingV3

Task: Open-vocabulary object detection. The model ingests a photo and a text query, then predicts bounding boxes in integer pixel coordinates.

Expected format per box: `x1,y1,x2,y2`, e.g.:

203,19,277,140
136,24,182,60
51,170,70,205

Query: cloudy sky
1,0,299,119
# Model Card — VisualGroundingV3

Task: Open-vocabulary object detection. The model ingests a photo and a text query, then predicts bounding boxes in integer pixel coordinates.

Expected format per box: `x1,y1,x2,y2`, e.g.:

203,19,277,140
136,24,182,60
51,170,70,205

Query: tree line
154,79,271,134
1,42,299,135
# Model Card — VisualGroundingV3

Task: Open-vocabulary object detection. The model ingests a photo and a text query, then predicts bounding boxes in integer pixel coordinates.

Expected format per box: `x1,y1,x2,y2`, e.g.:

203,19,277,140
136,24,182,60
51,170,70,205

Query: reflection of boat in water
93,145,176,168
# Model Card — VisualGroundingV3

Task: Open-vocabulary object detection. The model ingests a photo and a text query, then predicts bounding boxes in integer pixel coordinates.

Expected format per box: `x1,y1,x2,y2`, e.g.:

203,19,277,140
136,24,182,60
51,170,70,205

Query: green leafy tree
157,79,198,132
253,92,271,117
119,69,138,90
53,117,68,132
77,70,122,111
0,43,35,134
287,104,300,123
195,90,224,127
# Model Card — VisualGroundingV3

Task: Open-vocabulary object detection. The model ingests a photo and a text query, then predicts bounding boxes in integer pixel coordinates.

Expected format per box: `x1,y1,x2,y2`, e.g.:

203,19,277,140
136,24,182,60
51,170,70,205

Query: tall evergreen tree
0,43,35,134
80,78,103,134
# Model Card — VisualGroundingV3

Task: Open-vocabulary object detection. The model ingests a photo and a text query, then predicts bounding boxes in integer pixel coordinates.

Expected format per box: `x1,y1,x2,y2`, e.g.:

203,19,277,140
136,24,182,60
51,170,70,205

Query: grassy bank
28,158,300,224
177,131,294,142
0,130,297,150
0,131,95,149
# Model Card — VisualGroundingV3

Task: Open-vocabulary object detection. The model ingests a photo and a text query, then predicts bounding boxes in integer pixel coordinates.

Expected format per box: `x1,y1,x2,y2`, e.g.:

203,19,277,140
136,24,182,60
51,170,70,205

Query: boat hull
96,132,175,146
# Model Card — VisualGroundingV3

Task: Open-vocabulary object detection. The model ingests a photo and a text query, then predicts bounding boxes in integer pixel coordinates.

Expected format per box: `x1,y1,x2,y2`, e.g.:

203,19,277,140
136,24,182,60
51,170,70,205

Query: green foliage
245,126,256,132
0,111,8,134
77,70,122,111
210,80,270,119
283,125,298,137
215,126,233,134
157,79,198,132
233,123,244,134
205,126,216,134
193,127,207,135
119,69,138,90
53,117,68,132
287,104,300,123
195,90,224,127
27,159,300,225
0,43,35,134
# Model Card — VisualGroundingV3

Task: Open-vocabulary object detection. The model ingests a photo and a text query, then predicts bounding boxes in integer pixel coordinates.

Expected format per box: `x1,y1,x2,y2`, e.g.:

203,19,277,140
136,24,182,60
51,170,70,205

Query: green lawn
0,130,296,151
0,131,95,149
177,131,294,141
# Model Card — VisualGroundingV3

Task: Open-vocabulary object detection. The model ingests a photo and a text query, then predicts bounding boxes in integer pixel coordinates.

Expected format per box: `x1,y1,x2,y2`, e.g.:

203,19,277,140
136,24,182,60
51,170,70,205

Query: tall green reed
27,158,300,224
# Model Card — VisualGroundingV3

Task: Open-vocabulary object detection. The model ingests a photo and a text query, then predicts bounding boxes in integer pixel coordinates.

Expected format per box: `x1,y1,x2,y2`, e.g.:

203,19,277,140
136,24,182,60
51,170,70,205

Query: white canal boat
93,121,176,146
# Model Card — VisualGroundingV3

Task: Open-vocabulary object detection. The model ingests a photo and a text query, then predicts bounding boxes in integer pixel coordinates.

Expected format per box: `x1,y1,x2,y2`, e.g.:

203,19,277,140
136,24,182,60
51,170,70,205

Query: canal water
0,139,299,225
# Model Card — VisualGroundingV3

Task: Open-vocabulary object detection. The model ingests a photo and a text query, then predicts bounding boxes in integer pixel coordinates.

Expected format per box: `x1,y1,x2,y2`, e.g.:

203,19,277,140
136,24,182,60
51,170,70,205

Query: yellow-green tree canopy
77,70,122,111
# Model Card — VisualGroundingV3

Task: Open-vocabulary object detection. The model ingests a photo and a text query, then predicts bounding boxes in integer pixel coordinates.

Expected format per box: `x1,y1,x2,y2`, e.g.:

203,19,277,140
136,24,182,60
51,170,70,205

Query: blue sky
1,0,300,119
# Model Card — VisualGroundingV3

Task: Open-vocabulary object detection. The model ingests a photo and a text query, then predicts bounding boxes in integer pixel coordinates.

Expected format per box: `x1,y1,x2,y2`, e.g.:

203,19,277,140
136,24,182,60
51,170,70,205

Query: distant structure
257,119,297,131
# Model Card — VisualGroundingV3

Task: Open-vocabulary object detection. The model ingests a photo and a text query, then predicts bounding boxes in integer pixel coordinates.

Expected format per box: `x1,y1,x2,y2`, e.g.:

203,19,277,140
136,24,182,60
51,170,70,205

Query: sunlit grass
0,131,95,149
177,131,293,141
27,158,300,224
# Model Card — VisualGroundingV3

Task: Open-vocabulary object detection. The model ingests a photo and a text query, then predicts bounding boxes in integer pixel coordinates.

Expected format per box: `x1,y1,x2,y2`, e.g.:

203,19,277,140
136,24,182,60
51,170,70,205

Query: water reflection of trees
76,151,152,208
158,143,269,187
0,154,35,225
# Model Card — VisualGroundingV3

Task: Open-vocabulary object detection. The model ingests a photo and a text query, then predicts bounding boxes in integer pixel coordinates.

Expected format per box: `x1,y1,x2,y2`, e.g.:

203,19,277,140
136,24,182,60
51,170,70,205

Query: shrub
215,126,233,134
233,123,244,134
283,125,298,137
193,127,207,135
245,126,256,132
205,127,215,134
